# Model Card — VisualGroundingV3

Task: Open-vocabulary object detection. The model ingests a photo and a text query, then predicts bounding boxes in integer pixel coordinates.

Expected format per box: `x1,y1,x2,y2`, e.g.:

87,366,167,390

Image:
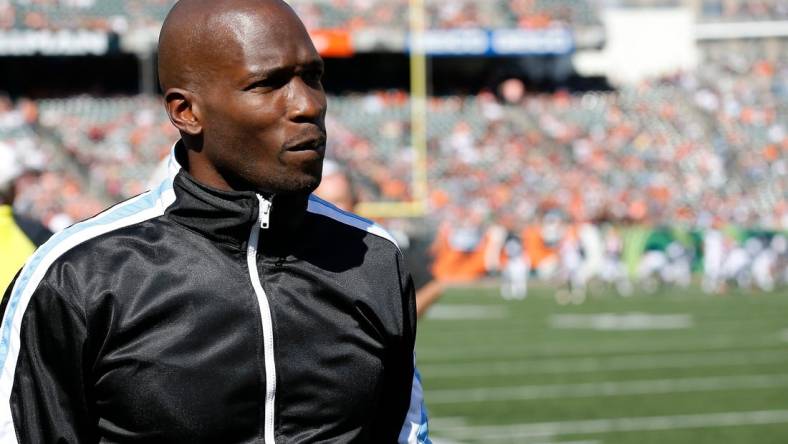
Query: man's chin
271,172,322,197
296,162,324,194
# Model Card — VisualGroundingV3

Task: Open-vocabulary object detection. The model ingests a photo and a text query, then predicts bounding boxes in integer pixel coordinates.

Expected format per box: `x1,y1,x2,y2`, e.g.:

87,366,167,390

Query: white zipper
247,194,277,444
259,198,272,229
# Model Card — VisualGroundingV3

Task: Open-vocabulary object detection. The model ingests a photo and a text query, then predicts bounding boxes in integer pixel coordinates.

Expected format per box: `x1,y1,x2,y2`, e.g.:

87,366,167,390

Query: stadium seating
7,0,788,34
0,39,784,232
1,0,601,32
697,0,788,22
37,95,177,200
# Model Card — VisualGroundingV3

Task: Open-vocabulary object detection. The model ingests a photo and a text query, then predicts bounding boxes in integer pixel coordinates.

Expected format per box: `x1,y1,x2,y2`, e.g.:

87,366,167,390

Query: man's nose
287,78,326,124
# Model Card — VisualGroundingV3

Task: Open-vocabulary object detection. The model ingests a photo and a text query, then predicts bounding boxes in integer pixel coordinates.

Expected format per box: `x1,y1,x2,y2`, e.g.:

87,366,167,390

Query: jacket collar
163,141,309,252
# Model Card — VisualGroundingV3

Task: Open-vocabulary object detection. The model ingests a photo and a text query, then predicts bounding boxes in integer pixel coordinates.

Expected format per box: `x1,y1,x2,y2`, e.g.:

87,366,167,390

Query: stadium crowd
291,0,601,30
1,37,785,294
328,40,787,231
0,0,593,32
26,0,788,33
698,0,788,21
0,0,172,33
4,0,788,34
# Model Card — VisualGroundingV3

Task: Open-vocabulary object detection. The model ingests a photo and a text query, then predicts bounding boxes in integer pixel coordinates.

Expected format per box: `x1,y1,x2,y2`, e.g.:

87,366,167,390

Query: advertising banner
0,30,110,56
310,29,354,58
410,27,574,56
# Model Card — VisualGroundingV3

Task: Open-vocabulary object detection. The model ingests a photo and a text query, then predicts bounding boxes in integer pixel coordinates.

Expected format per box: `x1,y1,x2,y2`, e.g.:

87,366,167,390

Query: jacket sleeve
393,254,431,444
0,277,97,443
11,213,53,247
397,360,431,444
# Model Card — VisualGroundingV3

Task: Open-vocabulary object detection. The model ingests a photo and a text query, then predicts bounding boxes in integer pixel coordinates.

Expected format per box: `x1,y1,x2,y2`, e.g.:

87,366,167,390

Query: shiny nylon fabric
2,168,418,443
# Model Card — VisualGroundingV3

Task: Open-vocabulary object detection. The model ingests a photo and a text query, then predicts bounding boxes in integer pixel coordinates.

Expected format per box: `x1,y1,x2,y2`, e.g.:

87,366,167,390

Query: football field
416,284,788,444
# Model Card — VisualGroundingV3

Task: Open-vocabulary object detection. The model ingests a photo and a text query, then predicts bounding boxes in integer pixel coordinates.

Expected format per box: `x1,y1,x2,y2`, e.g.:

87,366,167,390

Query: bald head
157,0,327,195
158,0,306,93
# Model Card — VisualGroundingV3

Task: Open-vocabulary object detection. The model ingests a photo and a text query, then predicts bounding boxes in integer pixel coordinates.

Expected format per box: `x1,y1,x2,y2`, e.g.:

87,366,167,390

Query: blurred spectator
0,143,51,293
6,0,787,35
0,36,784,291
0,95,107,231
699,0,788,22
2,39,784,233
2,0,600,33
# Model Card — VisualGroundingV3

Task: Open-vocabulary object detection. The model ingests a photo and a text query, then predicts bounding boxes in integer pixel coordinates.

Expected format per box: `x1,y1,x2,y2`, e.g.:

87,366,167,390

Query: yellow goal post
355,0,429,219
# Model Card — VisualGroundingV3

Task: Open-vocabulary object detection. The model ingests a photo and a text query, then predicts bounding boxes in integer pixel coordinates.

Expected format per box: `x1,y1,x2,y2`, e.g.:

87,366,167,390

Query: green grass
416,284,788,444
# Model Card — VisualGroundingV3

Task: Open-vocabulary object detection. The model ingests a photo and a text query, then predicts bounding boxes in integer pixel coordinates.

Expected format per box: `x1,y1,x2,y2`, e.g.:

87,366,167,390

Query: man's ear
164,88,202,136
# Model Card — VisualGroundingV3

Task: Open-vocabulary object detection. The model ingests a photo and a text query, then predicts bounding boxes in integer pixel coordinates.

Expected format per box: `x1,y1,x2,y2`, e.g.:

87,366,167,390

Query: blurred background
0,0,787,442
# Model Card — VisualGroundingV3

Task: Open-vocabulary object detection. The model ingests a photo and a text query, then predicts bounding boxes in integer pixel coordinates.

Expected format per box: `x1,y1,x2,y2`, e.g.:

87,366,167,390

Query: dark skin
158,0,327,197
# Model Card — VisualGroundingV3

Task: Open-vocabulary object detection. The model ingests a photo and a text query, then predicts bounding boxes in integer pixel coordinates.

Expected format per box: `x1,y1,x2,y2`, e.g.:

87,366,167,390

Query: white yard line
417,337,782,361
430,438,467,444
426,373,788,404
426,305,508,320
550,313,693,331
434,410,788,440
424,316,784,340
420,349,788,378
527,441,600,444
431,420,601,444
473,436,604,443
431,417,470,426
780,329,788,342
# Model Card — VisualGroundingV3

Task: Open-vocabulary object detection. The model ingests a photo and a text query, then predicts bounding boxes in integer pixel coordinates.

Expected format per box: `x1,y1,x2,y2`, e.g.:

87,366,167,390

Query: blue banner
409,27,574,56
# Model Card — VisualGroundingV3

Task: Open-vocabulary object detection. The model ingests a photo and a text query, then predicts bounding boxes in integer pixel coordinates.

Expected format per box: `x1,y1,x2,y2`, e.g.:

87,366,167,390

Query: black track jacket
0,144,431,443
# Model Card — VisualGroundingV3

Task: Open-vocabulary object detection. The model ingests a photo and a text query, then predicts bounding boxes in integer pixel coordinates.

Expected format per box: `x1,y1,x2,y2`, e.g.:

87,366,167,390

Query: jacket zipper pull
257,195,272,229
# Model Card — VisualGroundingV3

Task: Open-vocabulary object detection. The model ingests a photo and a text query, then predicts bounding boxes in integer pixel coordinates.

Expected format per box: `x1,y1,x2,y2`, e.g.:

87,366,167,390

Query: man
500,233,529,300
315,160,444,318
702,222,725,294
0,1,430,442
0,144,51,292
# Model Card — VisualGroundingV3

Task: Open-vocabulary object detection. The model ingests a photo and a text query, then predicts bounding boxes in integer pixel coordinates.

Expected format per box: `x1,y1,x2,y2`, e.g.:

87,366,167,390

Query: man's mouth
284,136,327,153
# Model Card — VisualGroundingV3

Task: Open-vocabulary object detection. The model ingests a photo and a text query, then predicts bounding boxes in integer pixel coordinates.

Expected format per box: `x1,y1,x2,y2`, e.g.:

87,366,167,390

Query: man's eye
245,81,271,91
303,71,323,85
246,75,289,91
268,75,291,89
